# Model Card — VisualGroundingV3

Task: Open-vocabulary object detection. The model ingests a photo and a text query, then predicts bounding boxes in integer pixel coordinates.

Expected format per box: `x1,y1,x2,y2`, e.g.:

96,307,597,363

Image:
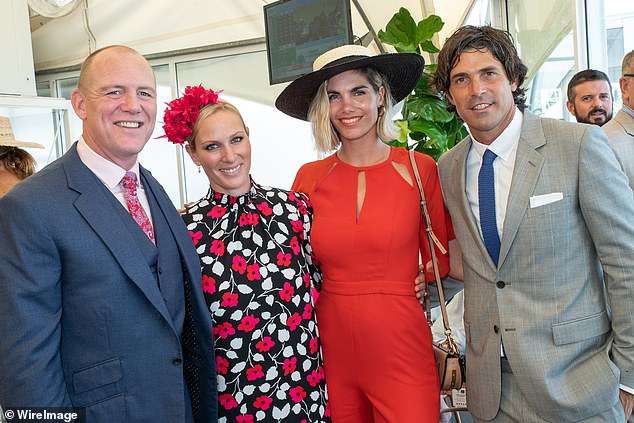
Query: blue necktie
479,149,500,266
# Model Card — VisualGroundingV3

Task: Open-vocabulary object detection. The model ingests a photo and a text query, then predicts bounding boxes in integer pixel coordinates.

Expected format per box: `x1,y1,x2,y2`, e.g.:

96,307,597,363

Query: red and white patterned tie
120,171,155,244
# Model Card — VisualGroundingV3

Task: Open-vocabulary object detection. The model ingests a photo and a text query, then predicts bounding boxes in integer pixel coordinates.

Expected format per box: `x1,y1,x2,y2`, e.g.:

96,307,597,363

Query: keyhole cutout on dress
392,161,413,187
357,171,366,220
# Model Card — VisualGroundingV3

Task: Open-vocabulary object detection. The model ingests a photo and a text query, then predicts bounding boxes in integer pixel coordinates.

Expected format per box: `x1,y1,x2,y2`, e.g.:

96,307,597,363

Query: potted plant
378,8,468,160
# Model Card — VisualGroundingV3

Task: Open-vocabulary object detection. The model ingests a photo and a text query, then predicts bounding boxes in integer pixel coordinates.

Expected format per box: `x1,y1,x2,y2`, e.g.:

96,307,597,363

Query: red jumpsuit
292,146,451,423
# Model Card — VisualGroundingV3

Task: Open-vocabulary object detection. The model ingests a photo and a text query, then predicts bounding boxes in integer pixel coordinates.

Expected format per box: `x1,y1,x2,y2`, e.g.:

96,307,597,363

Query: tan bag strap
409,150,458,350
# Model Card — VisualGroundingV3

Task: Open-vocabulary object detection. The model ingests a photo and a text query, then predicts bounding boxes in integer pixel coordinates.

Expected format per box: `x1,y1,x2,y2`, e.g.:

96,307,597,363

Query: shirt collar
76,136,141,189
621,104,634,120
469,107,523,162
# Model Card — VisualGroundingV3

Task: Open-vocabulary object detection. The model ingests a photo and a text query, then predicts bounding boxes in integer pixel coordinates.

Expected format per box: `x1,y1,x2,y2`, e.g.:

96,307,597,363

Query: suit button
494,325,500,333
172,358,182,366
496,281,505,289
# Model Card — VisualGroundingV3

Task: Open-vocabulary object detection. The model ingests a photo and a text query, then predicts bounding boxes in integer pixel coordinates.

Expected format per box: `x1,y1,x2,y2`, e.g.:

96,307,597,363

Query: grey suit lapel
498,112,546,266
62,146,174,325
449,138,498,266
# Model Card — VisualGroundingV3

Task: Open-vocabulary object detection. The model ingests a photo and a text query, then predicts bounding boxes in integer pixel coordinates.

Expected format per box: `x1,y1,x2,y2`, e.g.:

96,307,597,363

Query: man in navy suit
0,45,217,422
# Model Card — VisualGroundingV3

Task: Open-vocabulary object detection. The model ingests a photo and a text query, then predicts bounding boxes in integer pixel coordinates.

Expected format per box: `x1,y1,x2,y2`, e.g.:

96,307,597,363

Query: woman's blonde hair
187,101,246,150
307,67,398,154
0,146,37,180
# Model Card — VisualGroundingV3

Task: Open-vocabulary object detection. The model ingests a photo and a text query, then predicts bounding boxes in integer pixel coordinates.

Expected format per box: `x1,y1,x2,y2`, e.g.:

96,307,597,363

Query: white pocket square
529,192,563,208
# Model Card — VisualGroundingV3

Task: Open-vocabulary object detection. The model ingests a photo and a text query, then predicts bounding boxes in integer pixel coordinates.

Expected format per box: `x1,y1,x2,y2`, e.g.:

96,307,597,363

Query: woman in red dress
275,45,460,422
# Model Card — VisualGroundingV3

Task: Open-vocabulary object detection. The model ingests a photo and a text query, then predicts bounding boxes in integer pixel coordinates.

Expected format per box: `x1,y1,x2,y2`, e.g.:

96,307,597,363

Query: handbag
409,149,466,393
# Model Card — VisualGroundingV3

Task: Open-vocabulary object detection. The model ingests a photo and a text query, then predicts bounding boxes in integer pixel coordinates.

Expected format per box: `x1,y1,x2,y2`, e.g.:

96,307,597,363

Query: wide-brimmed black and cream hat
275,44,425,121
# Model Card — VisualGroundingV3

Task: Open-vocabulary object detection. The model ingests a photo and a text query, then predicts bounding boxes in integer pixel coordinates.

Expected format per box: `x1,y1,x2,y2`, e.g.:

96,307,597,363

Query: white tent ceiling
29,0,473,72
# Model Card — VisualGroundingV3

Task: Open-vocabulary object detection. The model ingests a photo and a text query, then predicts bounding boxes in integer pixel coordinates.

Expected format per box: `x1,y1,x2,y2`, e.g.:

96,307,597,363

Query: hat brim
0,139,45,149
275,53,424,121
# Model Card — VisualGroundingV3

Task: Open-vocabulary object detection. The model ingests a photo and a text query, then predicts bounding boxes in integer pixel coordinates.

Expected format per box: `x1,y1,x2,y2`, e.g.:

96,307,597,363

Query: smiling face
71,47,157,170
567,80,613,126
186,108,251,197
446,49,518,145
326,69,385,145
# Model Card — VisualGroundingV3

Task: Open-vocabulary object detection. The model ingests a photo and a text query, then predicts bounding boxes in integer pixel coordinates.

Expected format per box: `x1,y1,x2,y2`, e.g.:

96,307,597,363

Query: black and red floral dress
183,180,330,423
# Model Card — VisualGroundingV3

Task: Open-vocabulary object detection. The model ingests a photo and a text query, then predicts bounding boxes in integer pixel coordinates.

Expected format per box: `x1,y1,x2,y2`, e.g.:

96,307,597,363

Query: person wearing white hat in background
0,115,44,197
275,44,462,423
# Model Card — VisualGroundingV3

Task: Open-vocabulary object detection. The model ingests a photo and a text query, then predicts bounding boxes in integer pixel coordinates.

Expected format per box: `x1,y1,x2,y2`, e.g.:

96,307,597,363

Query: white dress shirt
466,107,523,241
76,136,154,224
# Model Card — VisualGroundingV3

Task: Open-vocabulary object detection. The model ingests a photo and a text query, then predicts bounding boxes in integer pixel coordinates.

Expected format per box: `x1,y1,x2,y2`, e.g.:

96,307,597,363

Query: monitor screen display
264,0,353,85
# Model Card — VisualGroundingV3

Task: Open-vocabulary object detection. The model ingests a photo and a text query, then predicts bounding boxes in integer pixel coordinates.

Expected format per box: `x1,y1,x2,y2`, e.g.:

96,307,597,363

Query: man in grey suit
432,26,634,422
604,49,634,192
0,45,218,422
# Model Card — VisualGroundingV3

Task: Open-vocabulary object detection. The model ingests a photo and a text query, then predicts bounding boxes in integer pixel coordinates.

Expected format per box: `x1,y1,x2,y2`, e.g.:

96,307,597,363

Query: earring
197,165,201,174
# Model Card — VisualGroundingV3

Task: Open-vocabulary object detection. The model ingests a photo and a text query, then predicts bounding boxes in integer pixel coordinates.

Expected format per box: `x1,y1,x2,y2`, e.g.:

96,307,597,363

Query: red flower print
307,370,320,387
216,355,229,375
247,263,261,281
256,336,275,352
239,212,249,226
289,386,307,403
208,205,227,218
282,357,297,376
246,364,265,381
286,312,302,330
256,202,272,216
289,192,297,202
238,315,260,332
290,236,300,255
277,252,291,267
210,239,225,256
201,274,216,295
309,338,319,354
236,415,254,423
253,395,273,410
212,322,235,339
189,230,202,246
302,303,313,320
290,219,303,233
232,255,247,274
298,204,308,215
317,366,325,380
221,292,238,307
248,212,260,226
219,393,238,410
302,273,310,288
279,282,295,302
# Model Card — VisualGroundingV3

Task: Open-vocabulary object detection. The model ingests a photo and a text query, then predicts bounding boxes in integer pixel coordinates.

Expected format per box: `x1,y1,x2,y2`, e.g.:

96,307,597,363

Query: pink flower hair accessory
160,85,222,145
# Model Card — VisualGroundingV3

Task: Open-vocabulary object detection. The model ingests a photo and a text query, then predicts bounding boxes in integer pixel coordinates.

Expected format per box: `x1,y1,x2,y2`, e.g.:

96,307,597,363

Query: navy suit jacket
0,145,217,422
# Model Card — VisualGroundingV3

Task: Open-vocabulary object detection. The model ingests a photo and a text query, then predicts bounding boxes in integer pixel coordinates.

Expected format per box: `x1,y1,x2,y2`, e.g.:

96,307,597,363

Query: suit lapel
140,168,200,288
498,112,546,266
450,138,498,267
63,146,174,325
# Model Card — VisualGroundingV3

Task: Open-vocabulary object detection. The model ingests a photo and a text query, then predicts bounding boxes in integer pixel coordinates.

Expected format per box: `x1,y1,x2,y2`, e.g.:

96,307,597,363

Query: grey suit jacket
604,109,634,193
0,145,217,422
438,112,634,421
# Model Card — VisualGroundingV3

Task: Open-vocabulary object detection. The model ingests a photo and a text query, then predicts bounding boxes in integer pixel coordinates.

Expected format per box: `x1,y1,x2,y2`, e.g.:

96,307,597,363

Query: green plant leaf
380,7,462,162
377,8,418,53
417,14,444,41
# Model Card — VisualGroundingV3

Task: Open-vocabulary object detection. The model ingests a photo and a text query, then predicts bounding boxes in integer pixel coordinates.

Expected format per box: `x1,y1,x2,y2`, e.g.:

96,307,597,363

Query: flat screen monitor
264,0,353,85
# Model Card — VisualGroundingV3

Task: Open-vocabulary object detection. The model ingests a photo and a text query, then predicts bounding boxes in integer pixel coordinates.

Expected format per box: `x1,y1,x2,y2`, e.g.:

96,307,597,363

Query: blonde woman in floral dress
162,86,330,423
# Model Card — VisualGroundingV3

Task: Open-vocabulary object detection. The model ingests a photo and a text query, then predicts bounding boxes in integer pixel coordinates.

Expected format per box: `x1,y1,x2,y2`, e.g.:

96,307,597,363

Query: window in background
175,49,315,204
604,1,634,111
507,0,575,120
464,0,492,26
